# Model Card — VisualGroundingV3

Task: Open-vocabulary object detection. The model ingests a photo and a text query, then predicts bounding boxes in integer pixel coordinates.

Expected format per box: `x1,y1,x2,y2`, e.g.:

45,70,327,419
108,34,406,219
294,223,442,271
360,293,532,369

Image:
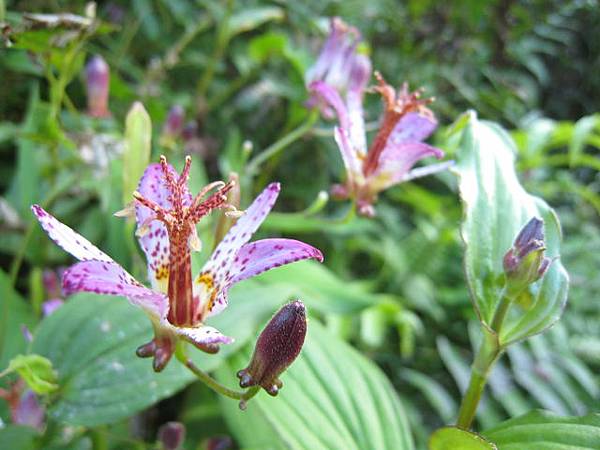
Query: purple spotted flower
310,72,451,217
32,157,323,371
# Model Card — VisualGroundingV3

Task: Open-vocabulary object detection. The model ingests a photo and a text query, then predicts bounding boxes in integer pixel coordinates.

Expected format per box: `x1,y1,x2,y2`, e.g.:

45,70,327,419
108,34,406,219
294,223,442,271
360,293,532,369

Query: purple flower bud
13,390,45,431
237,301,307,396
157,421,186,450
503,217,552,295
348,53,371,94
85,55,110,118
162,105,185,140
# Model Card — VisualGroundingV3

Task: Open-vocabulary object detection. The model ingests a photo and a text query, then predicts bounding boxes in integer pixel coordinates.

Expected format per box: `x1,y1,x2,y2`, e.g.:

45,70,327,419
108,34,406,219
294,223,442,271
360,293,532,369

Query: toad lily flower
32,156,323,372
305,17,371,120
310,73,452,217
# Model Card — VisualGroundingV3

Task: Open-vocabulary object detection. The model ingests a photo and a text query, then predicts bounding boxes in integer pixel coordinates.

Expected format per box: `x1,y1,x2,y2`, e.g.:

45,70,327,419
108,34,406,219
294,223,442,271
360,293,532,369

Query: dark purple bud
13,390,45,431
237,301,307,396
205,435,233,450
503,217,552,295
162,105,185,140
158,421,185,450
85,55,110,118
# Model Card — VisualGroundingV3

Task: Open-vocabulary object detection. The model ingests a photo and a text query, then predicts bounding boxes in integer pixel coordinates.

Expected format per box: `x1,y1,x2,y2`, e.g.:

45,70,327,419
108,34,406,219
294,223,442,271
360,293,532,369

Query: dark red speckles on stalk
133,156,234,327
362,72,434,177
237,301,307,396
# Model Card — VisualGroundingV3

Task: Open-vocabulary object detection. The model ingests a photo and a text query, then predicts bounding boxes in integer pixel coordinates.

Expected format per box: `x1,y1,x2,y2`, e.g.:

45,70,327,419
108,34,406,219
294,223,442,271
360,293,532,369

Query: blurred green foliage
0,1,599,449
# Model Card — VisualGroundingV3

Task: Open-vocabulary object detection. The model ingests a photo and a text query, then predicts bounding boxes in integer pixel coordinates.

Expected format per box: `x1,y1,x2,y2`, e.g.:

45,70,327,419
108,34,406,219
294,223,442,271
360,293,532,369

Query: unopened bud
349,53,371,93
85,55,110,118
158,421,185,450
160,105,185,148
13,390,45,431
503,217,552,295
182,121,198,141
237,301,307,396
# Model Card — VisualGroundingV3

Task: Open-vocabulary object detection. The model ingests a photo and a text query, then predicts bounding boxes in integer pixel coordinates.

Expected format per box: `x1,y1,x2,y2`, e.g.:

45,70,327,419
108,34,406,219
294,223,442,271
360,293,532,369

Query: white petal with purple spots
63,260,168,320
31,205,112,263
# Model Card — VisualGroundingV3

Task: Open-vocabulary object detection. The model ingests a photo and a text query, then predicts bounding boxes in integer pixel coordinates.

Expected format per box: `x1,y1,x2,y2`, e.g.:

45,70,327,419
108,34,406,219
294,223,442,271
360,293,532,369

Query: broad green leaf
218,322,414,450
31,280,287,426
482,410,600,450
452,111,569,344
429,427,497,450
4,354,58,394
0,425,39,450
0,270,35,370
254,261,376,314
122,102,151,204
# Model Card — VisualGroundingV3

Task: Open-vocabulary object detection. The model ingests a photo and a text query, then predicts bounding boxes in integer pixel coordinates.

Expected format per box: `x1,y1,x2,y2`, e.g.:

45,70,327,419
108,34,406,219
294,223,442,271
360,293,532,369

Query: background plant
1,1,599,449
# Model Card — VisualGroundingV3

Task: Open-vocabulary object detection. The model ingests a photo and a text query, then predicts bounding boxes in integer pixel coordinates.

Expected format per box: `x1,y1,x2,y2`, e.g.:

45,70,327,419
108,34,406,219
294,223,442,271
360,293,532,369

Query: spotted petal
32,205,112,263
171,324,233,347
63,260,168,320
369,142,445,192
135,163,190,292
230,238,324,284
200,182,281,287
194,183,282,318
388,112,437,145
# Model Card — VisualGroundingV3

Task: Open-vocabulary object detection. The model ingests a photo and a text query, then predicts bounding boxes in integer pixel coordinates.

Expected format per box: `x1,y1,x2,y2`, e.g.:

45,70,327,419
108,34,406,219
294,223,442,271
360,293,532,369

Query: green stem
246,110,319,175
455,331,502,429
490,287,512,333
175,348,259,404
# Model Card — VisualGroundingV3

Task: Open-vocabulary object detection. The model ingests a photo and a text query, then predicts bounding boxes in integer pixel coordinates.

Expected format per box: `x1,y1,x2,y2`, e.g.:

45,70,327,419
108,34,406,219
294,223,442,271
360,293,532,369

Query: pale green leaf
452,111,569,344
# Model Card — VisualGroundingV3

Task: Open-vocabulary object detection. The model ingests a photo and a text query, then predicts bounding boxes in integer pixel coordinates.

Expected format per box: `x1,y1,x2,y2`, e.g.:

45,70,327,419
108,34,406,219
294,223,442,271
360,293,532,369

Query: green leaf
254,261,377,314
4,354,58,394
122,101,152,204
0,270,35,370
228,7,284,38
30,280,287,426
482,410,600,449
0,425,39,450
218,321,414,450
569,114,600,166
452,111,569,344
429,427,497,450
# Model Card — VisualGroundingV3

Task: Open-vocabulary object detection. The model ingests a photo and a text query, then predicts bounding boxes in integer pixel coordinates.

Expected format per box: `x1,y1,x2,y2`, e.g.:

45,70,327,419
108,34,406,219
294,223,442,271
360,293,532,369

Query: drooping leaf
31,280,287,426
482,410,600,450
218,321,414,450
429,427,497,450
452,111,569,344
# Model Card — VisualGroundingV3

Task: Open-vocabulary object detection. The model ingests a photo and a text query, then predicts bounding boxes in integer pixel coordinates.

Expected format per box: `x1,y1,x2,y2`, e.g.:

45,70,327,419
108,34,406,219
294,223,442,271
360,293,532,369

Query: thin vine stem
175,348,259,405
